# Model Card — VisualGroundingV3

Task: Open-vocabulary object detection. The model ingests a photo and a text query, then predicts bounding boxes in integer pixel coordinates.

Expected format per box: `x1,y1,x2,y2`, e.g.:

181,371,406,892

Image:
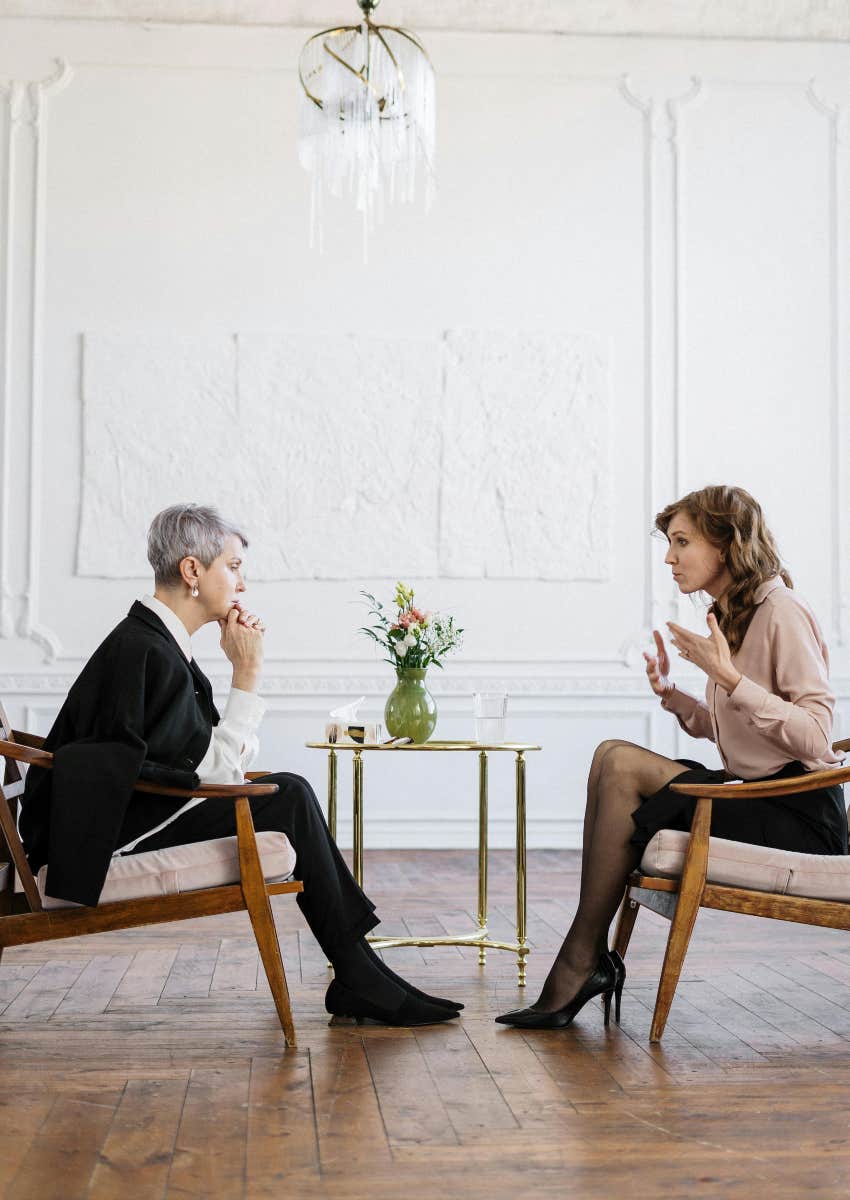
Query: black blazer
21,602,220,905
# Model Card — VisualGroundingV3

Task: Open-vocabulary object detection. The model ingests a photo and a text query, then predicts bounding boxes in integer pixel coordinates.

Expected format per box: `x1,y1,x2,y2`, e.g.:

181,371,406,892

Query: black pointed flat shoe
371,959,464,1011
360,940,464,1010
325,979,460,1027
495,955,616,1029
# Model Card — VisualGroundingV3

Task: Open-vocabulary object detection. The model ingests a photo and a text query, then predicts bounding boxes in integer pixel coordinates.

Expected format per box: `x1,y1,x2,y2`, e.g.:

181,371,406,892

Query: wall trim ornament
617,75,702,659
0,58,72,661
806,79,848,647
2,2,850,40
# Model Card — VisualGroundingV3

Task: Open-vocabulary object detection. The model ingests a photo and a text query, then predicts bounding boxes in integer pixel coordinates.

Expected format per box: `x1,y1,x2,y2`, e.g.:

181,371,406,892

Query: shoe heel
602,989,613,1027
614,980,623,1024
328,1014,360,1026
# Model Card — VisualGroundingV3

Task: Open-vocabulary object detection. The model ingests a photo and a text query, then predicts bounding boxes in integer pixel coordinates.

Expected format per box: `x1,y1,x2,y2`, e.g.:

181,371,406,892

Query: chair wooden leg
612,890,640,960
235,798,297,1048
649,798,711,1042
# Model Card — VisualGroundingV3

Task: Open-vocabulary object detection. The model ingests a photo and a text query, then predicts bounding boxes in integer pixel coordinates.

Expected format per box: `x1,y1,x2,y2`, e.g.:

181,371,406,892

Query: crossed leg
534,741,690,1012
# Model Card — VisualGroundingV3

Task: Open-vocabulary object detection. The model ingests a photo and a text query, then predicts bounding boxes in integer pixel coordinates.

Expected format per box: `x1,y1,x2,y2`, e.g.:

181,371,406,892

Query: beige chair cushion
37,832,297,910
641,829,850,902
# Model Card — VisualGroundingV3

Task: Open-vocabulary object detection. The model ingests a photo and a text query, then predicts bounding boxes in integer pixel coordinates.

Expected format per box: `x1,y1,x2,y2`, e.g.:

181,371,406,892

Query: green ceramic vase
384,668,437,744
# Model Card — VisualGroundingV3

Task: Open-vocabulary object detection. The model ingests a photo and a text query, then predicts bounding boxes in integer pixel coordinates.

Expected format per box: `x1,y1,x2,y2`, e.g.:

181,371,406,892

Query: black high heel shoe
325,979,459,1027
606,949,626,1024
494,954,616,1030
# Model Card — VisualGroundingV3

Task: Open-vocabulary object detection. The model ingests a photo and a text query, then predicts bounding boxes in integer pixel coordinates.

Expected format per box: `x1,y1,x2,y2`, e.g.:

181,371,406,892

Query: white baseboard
328,817,583,850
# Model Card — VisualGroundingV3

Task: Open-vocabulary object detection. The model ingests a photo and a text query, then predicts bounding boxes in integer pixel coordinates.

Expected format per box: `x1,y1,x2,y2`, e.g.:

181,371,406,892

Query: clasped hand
219,602,265,689
644,613,741,696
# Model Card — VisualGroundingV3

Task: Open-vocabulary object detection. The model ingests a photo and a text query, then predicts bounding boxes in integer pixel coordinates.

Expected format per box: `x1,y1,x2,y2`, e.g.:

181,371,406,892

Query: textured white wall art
77,331,610,581
78,333,442,580
440,331,610,580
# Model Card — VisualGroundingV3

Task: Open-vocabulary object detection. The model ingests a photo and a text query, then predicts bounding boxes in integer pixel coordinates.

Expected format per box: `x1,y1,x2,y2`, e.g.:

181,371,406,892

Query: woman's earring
191,585,199,598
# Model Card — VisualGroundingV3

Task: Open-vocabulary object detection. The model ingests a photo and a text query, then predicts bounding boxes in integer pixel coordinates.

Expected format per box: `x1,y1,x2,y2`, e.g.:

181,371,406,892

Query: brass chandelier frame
298,0,433,115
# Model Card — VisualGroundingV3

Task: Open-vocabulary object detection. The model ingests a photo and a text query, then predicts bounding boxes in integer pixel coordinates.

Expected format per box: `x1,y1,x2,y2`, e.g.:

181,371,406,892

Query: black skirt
631,759,848,856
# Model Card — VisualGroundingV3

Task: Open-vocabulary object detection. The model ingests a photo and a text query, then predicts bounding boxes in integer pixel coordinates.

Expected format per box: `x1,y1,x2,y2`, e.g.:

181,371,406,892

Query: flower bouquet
360,583,463,742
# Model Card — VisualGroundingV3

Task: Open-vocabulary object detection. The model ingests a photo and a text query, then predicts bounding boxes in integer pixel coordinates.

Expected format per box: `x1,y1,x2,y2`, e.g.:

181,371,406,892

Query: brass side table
305,740,541,986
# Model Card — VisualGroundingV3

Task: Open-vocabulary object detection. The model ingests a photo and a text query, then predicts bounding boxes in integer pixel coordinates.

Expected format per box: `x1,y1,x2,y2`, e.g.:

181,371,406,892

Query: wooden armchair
0,702,303,1046
613,738,850,1043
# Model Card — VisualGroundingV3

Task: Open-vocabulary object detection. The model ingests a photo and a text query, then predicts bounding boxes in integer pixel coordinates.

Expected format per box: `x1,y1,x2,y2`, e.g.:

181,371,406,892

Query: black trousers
130,772,379,960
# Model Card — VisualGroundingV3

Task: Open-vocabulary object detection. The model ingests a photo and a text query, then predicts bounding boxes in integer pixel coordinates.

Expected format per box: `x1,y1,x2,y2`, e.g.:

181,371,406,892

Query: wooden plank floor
4,849,850,1198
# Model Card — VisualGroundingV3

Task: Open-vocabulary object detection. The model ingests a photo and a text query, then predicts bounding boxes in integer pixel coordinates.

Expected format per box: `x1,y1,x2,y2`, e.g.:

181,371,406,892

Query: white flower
397,642,408,657
404,633,417,648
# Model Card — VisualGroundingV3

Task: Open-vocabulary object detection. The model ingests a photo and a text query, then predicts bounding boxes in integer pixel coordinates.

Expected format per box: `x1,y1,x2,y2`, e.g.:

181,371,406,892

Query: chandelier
297,0,436,254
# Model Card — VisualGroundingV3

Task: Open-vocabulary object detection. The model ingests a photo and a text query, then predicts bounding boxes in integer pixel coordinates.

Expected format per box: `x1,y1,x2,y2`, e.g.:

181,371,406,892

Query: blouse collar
140,594,193,662
752,576,785,606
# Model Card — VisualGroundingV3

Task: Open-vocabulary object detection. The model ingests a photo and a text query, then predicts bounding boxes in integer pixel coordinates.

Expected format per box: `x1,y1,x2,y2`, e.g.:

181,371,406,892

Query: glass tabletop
305,740,541,752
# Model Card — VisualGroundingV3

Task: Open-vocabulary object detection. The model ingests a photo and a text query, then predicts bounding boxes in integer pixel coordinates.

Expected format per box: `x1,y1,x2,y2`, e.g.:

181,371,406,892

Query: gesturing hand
219,606,265,692
666,612,741,694
643,629,674,698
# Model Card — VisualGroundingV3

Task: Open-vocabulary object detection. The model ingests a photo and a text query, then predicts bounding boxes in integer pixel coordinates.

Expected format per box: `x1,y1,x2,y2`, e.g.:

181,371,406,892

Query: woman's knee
252,772,320,820
599,744,687,799
598,742,648,782
591,739,634,772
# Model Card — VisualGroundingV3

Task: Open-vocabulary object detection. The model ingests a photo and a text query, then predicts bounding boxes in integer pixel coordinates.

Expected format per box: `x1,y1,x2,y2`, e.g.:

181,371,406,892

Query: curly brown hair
655,485,792,654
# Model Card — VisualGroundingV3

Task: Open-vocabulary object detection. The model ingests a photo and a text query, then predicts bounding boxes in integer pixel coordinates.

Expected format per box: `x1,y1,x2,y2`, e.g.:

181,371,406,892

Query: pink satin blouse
661,577,842,780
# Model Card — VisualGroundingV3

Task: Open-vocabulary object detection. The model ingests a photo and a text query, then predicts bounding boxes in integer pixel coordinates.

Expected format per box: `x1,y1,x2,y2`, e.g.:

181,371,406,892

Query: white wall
1,15,849,847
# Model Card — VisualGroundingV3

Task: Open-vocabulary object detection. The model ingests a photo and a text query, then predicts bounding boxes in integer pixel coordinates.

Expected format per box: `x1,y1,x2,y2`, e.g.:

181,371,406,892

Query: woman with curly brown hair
497,485,847,1030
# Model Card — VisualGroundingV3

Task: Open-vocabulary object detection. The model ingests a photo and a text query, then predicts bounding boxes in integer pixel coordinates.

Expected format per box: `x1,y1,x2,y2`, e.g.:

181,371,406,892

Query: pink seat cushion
37,832,297,910
641,830,850,901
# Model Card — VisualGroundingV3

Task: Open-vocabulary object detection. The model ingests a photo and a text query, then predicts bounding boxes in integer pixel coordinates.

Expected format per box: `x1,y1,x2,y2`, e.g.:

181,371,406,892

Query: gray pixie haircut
147,503,248,587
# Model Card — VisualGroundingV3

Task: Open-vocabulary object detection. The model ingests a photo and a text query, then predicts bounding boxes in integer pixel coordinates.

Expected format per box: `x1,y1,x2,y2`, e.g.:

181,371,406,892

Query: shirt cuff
223,687,266,736
726,674,765,715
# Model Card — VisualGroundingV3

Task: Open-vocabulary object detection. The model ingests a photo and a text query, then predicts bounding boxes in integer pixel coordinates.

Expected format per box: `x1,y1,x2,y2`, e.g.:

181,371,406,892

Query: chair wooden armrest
670,762,850,800
0,739,278,799
11,730,45,749
0,739,52,769
134,779,280,799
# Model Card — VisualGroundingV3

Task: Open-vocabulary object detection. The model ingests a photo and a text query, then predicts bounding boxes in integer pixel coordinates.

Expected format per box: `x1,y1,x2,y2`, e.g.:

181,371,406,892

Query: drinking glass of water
473,692,508,744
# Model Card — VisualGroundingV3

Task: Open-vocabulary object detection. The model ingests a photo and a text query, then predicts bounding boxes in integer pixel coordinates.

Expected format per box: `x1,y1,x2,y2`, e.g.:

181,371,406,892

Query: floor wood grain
3,848,850,1198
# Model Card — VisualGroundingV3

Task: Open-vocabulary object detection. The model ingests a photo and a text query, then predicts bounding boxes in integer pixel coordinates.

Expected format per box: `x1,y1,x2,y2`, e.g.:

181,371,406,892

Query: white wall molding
9,668,850,700
806,79,849,647
326,817,584,852
617,75,657,652
2,2,850,41
0,670,679,698
617,74,703,660
0,57,71,662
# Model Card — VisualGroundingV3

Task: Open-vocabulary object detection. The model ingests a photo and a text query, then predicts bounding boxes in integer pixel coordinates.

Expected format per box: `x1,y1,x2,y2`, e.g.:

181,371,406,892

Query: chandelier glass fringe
297,5,436,254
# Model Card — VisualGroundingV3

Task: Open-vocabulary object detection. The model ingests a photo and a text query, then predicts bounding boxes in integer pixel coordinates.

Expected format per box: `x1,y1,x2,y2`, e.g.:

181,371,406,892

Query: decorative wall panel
77,331,611,581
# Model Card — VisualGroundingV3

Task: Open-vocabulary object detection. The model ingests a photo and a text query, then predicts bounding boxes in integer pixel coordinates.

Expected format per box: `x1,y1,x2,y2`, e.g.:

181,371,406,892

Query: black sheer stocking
534,743,687,1012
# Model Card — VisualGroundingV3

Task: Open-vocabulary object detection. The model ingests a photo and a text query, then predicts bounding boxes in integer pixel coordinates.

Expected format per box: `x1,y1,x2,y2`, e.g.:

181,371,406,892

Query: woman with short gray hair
21,502,463,1026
